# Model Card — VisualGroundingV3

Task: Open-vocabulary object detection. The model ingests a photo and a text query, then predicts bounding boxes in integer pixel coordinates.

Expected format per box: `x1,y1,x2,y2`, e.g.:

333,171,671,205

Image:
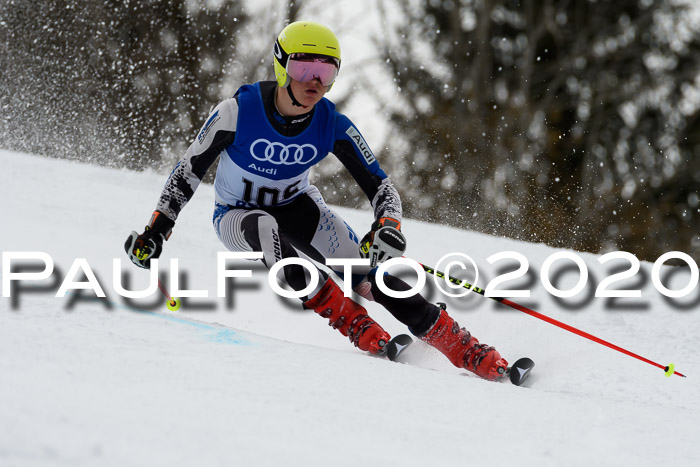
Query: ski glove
124,211,174,269
359,217,407,267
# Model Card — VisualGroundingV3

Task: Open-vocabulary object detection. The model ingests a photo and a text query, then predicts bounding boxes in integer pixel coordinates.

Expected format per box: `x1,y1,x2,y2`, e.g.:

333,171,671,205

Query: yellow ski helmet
273,21,341,88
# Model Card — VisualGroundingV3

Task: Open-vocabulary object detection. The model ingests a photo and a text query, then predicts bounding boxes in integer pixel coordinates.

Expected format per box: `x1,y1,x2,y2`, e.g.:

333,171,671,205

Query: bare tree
369,0,700,261
0,0,247,169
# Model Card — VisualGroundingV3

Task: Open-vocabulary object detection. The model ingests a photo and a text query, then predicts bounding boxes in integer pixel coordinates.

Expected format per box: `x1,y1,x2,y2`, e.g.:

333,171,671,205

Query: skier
124,21,508,380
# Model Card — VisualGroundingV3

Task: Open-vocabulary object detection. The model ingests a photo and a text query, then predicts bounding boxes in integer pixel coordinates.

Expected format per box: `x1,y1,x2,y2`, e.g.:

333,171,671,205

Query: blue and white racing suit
154,81,436,331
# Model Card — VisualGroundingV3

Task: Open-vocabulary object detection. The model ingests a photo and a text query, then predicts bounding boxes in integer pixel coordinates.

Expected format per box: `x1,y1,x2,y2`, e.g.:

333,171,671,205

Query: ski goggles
286,53,340,87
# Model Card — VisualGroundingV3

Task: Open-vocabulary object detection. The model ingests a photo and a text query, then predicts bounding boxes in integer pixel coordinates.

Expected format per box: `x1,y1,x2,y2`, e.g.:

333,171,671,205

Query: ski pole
419,261,686,378
157,277,181,311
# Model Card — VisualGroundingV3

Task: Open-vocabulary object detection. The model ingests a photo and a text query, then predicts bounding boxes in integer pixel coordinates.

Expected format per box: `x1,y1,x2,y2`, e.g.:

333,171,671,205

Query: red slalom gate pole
419,262,686,378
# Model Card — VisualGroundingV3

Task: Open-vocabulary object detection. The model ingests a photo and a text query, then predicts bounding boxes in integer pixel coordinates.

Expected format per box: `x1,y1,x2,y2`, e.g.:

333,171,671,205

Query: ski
381,334,414,362
378,335,534,386
506,357,535,386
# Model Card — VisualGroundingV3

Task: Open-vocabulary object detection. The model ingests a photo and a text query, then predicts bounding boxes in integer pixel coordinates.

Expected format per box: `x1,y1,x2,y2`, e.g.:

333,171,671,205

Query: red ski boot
304,278,391,354
420,305,508,381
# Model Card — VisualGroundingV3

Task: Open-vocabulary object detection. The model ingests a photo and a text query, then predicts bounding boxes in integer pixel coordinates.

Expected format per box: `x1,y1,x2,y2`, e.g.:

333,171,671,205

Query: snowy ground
1,151,699,467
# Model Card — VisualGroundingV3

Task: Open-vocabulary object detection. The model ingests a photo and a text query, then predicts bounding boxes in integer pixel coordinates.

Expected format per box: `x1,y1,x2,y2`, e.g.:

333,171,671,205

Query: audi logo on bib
250,139,318,165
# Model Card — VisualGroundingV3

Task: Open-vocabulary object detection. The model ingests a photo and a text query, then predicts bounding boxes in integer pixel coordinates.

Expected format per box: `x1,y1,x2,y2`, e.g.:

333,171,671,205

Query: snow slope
1,151,699,467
